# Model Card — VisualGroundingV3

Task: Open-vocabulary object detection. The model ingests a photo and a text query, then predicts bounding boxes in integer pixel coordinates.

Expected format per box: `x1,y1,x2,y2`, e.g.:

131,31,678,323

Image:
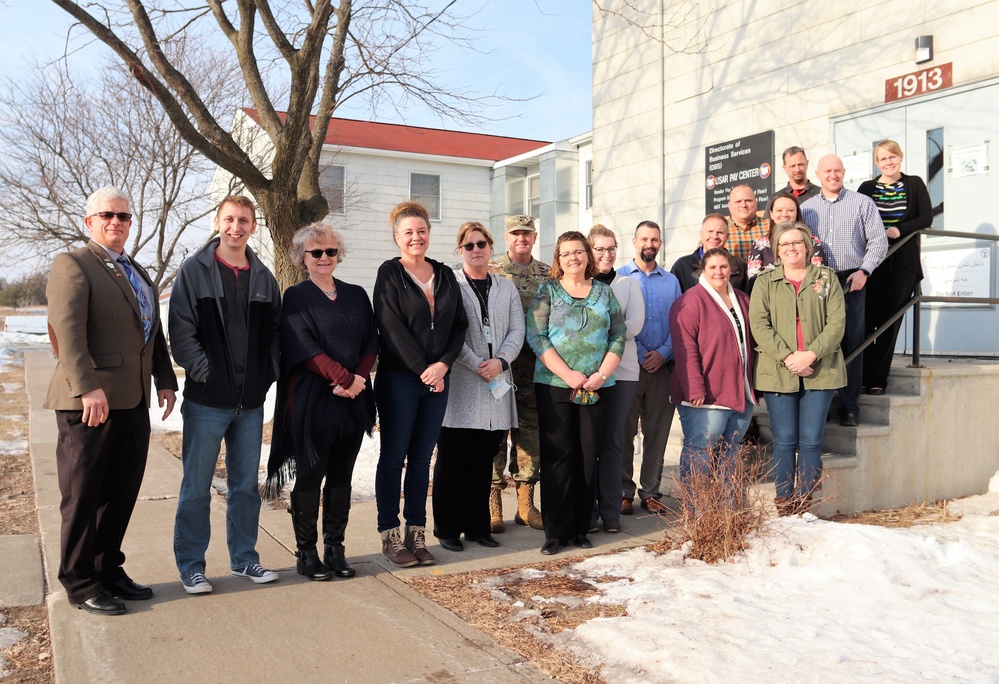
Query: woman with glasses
750,221,846,515
432,222,524,552
857,140,932,396
670,248,756,501
526,231,626,555
266,223,378,580
372,201,468,567
747,191,827,282
586,225,644,533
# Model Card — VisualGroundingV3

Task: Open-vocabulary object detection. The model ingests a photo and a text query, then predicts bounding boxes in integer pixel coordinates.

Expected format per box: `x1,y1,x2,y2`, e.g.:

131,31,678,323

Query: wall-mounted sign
885,63,953,103
704,130,775,215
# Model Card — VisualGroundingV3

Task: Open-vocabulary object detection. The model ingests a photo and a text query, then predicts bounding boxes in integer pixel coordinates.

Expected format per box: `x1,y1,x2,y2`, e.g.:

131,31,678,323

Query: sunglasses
460,240,489,252
306,248,339,258
90,211,132,222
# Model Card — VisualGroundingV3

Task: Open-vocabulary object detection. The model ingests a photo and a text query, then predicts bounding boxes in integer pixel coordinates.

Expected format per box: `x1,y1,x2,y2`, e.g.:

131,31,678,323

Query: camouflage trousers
492,369,541,487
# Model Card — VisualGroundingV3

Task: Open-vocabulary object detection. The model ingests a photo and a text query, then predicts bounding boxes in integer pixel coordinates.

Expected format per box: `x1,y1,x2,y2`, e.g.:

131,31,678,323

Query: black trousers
432,427,503,539
55,405,150,604
535,384,607,542
292,431,364,493
864,268,920,389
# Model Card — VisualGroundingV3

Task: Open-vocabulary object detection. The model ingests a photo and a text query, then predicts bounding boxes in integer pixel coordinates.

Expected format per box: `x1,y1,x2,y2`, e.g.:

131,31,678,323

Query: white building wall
592,0,999,268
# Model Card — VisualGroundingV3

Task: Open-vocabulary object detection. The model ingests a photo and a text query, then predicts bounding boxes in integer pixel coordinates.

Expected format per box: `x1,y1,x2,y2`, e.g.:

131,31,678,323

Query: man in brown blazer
45,186,178,615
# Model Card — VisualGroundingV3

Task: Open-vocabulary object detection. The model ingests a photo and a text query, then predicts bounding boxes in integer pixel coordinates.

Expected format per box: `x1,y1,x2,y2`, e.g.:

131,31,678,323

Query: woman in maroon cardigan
669,248,757,488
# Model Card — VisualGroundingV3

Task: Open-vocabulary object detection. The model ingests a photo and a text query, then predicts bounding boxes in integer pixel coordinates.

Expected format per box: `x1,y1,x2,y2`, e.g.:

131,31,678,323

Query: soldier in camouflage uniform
487,215,549,531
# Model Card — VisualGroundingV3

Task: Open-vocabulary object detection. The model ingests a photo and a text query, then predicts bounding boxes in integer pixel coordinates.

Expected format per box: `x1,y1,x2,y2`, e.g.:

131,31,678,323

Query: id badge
483,323,493,346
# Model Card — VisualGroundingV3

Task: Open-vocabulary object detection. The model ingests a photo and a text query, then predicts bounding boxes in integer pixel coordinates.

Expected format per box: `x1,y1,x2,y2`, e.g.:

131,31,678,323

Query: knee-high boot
289,491,333,581
323,487,356,578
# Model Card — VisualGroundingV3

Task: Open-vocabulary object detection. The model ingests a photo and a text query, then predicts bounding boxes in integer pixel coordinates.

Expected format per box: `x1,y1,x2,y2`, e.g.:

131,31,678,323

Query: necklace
463,270,491,324
310,276,337,300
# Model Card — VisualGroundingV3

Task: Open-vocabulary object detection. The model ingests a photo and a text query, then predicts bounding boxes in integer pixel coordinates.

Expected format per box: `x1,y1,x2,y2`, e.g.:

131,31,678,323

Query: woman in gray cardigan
433,222,525,551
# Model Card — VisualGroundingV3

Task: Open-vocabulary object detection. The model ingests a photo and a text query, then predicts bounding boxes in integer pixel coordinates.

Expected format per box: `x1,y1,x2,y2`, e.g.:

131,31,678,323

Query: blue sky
0,1,593,142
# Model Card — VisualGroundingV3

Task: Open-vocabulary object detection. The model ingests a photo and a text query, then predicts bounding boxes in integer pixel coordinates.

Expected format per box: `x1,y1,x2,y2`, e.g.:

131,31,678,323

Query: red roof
242,108,549,161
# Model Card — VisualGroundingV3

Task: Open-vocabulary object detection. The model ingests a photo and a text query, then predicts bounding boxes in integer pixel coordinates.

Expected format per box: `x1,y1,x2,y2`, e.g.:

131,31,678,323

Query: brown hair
454,221,494,254
765,191,802,223
217,194,256,217
699,247,735,271
549,230,598,280
588,224,617,245
388,201,431,233
771,221,815,263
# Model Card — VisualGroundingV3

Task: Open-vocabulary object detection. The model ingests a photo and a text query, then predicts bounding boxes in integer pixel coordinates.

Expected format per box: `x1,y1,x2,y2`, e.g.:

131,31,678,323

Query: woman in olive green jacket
749,221,846,514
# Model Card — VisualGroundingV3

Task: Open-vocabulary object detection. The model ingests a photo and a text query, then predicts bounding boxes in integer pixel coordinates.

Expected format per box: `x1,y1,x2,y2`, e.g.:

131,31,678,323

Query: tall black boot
289,491,333,581
323,487,355,578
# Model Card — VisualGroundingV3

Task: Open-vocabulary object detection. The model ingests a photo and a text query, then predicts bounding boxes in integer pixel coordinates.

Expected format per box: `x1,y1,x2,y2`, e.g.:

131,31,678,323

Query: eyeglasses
90,211,132,222
306,248,339,258
592,247,617,255
558,250,587,260
777,240,806,249
460,240,489,251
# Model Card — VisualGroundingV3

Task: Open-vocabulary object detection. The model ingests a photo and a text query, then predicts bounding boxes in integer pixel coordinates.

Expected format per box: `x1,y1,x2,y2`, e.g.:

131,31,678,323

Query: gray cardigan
442,270,525,430
610,273,645,382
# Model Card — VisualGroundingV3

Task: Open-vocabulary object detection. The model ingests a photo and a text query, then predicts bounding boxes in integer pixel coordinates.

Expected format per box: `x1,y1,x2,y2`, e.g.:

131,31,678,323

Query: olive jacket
749,264,847,392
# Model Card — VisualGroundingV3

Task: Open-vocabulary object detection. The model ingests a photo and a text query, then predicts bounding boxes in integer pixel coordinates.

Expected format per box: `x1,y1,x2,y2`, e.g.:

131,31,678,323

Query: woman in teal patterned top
526,231,626,556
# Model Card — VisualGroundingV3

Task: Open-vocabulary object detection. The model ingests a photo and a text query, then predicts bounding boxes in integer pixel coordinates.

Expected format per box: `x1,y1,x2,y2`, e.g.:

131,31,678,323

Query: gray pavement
18,350,672,683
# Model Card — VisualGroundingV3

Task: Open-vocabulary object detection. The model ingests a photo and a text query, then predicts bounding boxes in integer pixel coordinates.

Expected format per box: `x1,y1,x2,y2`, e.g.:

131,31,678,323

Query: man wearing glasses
618,220,682,514
488,215,549,532
169,195,282,594
45,187,178,615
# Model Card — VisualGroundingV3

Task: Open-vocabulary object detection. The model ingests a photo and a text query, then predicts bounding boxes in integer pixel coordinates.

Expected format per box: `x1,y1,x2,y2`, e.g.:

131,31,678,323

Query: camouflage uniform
489,252,550,487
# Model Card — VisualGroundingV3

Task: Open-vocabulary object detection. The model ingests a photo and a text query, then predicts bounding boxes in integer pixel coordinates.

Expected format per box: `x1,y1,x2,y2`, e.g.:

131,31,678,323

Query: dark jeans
433,427,504,539
592,381,637,525
535,383,607,542
55,405,150,604
374,370,449,532
838,271,867,416
864,269,920,389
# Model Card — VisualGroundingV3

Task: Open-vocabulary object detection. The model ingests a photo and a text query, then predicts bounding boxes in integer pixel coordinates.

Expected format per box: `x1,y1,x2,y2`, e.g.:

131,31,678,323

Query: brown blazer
44,240,177,411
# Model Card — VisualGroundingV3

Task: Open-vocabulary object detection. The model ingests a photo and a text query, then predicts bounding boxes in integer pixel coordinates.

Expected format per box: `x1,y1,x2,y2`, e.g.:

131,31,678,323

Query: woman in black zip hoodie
373,201,468,566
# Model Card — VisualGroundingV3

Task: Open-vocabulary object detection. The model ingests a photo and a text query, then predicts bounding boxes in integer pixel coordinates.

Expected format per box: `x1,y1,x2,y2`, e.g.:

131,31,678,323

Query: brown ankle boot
404,525,435,565
489,486,505,533
514,483,544,530
380,528,419,567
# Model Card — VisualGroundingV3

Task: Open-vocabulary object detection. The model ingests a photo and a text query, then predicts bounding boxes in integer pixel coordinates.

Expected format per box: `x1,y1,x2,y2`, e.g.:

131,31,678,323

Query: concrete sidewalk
22,350,670,683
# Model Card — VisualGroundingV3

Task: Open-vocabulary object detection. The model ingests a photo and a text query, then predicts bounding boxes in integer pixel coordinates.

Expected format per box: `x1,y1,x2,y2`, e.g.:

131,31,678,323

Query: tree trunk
256,190,308,291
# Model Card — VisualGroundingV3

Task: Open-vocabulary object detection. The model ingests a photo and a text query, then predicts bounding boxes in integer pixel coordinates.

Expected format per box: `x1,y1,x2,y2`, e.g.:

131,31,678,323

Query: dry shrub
830,500,962,528
666,442,771,563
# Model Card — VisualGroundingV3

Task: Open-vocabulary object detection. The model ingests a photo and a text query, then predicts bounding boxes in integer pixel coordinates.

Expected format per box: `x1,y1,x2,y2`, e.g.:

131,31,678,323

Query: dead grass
407,556,628,684
830,500,963,528
0,606,52,683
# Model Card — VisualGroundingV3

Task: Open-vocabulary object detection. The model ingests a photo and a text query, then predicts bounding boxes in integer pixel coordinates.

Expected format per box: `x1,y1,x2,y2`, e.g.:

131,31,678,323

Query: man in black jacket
169,195,281,594
670,214,748,293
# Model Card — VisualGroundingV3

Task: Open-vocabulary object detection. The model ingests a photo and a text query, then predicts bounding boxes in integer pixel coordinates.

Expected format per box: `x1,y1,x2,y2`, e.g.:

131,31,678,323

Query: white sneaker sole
182,582,213,595
231,570,278,584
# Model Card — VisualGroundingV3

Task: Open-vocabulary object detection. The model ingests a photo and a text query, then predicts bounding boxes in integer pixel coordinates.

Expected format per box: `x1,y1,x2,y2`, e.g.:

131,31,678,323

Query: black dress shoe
540,538,561,555
76,592,126,616
106,575,154,601
572,535,593,549
438,537,464,552
840,413,859,428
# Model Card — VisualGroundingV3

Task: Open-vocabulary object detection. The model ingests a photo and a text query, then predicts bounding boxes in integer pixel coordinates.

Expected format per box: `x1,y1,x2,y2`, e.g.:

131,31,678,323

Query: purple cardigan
669,284,757,411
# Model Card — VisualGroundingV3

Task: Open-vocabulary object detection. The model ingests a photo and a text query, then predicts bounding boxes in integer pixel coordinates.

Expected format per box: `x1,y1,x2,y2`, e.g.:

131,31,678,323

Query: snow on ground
546,478,999,683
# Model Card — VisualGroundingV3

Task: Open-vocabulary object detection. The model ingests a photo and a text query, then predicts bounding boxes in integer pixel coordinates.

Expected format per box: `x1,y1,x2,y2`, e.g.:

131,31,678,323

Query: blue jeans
374,370,449,532
677,399,755,483
174,401,264,577
763,389,834,499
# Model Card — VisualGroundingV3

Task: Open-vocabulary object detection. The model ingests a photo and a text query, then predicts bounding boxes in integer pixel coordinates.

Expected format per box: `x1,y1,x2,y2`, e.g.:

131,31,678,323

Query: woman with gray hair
266,222,378,580
432,222,524,551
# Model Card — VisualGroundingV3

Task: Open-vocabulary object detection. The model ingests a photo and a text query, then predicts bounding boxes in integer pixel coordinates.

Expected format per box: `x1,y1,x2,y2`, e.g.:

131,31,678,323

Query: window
506,177,526,215
528,174,540,219
926,128,944,229
410,172,441,220
319,164,345,215
585,160,593,210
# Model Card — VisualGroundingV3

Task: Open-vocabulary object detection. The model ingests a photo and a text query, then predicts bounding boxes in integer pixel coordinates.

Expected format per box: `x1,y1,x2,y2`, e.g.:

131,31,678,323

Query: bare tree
0,43,238,288
48,0,507,288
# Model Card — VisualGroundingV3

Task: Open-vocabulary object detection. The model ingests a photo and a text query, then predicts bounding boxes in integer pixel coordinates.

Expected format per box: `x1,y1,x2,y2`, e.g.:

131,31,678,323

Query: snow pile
561,494,999,683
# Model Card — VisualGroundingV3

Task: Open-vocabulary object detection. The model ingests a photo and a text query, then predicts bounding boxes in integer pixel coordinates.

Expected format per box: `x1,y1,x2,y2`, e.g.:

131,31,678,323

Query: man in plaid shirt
802,155,888,427
725,185,770,261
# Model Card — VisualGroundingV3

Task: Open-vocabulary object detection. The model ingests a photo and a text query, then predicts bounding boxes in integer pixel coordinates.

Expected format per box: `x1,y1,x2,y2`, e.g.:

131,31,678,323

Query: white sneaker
181,572,213,594
231,563,278,584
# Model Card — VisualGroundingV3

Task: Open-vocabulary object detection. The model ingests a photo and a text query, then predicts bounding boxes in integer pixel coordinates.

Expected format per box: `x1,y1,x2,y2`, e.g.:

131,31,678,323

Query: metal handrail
843,229,999,368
